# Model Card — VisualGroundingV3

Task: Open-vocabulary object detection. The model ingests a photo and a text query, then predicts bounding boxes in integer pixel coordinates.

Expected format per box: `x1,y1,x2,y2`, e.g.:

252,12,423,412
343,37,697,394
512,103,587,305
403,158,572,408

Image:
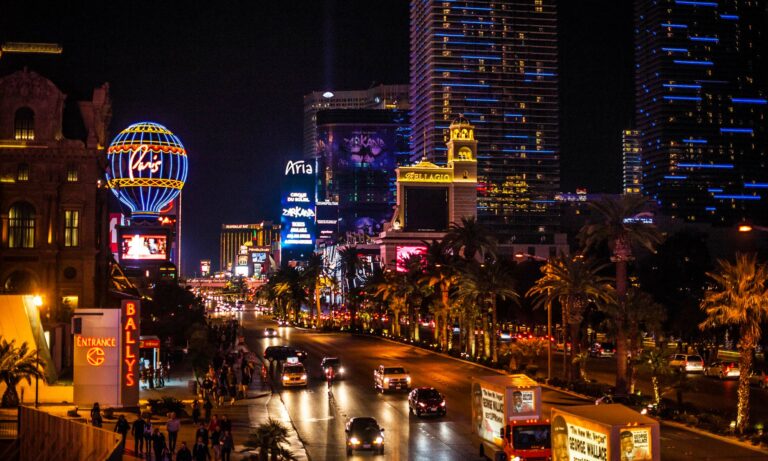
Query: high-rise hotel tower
410,0,560,242
635,0,767,225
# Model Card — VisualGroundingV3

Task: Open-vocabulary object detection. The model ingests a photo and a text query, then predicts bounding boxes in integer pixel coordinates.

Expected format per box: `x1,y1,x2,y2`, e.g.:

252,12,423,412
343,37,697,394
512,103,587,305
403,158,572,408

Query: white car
264,327,278,337
669,354,704,372
704,361,740,379
374,365,411,392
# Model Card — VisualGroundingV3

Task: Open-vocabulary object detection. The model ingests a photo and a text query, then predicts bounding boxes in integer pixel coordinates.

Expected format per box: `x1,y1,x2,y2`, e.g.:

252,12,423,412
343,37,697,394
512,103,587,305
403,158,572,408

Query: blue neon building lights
731,98,767,104
106,122,188,220
720,127,754,133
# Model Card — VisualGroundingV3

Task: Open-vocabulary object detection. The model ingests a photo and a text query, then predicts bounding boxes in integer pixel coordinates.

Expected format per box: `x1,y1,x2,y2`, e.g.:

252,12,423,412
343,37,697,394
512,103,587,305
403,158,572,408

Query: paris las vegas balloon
106,122,188,220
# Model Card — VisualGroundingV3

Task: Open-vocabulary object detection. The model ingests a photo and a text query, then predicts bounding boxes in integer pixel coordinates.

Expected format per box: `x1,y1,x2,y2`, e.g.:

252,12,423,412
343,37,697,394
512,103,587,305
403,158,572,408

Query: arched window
14,107,35,141
8,202,35,248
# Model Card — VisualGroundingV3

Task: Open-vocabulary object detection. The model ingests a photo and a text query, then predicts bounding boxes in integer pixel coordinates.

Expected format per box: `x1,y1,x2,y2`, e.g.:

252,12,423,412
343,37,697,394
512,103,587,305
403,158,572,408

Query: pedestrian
160,444,173,461
176,441,193,461
195,422,209,447
210,426,222,461
132,415,147,455
144,417,154,455
220,430,234,461
208,415,220,434
90,402,103,428
227,368,237,404
166,411,180,452
151,427,166,461
193,436,211,461
192,399,201,424
219,415,231,433
148,367,155,389
114,414,130,449
176,441,192,461
203,397,213,422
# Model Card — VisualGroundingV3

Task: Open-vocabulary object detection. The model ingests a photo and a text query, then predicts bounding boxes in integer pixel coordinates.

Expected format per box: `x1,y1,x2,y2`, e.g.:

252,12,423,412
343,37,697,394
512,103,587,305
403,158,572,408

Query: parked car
704,361,740,379
408,387,446,417
345,417,385,455
669,354,704,372
588,342,615,358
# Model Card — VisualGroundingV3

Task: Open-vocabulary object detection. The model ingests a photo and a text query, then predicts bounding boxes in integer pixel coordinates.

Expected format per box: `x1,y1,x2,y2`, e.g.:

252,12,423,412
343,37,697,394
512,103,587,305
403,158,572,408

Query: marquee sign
281,159,316,261
399,171,453,183
106,122,188,220
121,300,140,403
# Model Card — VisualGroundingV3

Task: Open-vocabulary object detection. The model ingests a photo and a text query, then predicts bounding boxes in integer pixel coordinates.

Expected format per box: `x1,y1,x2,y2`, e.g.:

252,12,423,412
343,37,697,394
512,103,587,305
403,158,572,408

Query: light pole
32,295,44,408
514,252,551,382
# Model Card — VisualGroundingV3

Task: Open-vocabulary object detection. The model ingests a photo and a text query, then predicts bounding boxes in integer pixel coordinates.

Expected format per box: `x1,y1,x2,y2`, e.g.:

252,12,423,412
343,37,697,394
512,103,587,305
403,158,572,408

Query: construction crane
0,42,63,60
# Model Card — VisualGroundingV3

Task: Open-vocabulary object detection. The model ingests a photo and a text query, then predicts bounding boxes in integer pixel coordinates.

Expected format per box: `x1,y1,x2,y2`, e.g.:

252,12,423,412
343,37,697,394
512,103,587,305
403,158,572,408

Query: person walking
144,417,154,457
192,399,201,424
166,412,180,452
193,436,211,461
203,397,213,422
131,415,147,456
152,427,166,461
210,426,222,461
90,402,103,428
176,441,193,461
219,415,231,433
114,415,130,450
194,422,209,447
220,430,234,461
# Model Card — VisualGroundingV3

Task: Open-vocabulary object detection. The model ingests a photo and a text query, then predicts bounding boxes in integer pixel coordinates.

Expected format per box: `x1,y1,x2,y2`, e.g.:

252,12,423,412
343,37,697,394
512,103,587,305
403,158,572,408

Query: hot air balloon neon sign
106,122,188,220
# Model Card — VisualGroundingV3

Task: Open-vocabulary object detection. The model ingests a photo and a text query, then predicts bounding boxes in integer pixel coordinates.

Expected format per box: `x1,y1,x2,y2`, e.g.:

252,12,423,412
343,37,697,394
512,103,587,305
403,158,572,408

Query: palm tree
642,348,671,407
457,260,518,363
247,418,297,461
401,254,430,341
623,290,666,393
699,253,768,434
369,270,408,338
580,194,663,394
0,338,45,407
444,216,497,262
271,267,307,323
526,255,612,382
301,253,325,327
421,240,459,351
338,246,363,330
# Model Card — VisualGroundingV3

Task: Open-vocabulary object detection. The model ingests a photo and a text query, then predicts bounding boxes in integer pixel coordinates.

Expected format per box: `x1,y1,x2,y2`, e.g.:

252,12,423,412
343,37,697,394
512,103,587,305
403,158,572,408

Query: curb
661,420,768,455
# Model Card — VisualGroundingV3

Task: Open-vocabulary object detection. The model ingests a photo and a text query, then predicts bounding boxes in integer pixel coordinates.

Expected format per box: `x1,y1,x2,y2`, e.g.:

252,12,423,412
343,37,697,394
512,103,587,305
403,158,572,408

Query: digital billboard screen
120,234,168,261
404,187,448,232
281,160,316,262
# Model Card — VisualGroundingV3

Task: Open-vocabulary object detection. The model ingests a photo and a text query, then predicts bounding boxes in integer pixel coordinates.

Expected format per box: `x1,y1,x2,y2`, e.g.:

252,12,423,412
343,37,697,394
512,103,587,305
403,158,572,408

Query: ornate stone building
0,68,112,321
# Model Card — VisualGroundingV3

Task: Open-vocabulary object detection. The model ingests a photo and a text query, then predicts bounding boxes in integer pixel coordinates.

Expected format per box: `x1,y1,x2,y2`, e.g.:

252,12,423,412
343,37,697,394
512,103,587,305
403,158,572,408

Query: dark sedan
345,417,385,455
408,387,446,417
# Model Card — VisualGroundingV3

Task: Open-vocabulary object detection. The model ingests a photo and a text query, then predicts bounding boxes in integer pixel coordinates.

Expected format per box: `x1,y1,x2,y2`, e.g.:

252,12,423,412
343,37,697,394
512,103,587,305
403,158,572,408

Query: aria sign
281,159,316,259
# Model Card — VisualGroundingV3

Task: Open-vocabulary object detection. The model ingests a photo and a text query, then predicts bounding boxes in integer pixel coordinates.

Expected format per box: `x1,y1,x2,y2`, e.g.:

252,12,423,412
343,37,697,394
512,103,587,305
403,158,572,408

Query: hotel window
14,107,35,140
67,165,79,182
17,163,30,182
8,202,36,248
64,210,80,247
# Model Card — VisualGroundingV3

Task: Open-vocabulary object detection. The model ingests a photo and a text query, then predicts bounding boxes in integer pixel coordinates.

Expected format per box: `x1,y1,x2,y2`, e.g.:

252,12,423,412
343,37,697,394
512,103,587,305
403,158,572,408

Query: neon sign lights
281,159,316,254
285,160,313,175
107,122,188,220
401,171,453,182
86,347,106,366
122,300,139,388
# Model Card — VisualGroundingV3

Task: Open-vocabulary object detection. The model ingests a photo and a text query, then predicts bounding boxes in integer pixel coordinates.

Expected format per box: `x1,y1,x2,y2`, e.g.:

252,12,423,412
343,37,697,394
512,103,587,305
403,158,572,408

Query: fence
18,406,122,461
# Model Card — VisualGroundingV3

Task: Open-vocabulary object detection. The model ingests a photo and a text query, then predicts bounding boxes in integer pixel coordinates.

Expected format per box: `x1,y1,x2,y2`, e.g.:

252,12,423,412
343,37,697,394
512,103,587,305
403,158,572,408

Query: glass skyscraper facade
635,0,767,225
410,0,560,241
622,129,643,194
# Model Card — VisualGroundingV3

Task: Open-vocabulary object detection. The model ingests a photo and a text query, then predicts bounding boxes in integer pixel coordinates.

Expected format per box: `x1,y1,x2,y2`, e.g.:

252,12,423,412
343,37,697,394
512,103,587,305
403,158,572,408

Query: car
704,361,740,379
408,387,446,417
669,354,704,372
264,327,278,337
749,367,768,389
373,365,411,392
281,362,308,387
345,417,385,455
263,346,307,363
588,342,615,358
321,357,345,379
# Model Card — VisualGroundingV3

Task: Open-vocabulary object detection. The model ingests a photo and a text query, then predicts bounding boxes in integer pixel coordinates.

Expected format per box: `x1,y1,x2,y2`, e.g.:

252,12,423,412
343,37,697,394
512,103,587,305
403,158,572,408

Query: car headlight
282,375,289,381
350,437,360,445
383,377,389,383
440,401,446,406
339,367,345,374
301,374,307,380
418,402,426,407
406,376,411,383
374,437,383,444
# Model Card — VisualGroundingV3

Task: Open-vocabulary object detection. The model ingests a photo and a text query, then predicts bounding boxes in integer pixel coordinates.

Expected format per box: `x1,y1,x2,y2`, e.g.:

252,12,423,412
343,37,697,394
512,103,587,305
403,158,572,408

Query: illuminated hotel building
635,0,767,225
410,0,561,241
219,222,279,272
303,84,410,159
622,130,643,194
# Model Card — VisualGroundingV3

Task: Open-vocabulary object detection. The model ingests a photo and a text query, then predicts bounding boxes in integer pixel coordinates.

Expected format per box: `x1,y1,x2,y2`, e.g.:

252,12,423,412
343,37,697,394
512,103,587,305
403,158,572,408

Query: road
240,313,766,460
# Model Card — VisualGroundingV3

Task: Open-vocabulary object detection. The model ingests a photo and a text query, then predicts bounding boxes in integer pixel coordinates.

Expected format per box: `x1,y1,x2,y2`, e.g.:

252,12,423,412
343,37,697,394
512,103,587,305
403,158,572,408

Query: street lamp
514,252,552,382
32,295,44,408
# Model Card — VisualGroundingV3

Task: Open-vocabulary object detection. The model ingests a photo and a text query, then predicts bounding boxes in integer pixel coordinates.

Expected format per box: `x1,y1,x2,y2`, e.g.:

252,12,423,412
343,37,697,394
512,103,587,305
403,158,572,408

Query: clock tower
446,116,477,222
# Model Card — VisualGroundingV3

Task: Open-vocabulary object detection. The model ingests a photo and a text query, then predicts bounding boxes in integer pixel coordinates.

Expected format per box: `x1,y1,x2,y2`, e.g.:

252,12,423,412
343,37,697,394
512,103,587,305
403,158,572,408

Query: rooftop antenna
0,42,63,61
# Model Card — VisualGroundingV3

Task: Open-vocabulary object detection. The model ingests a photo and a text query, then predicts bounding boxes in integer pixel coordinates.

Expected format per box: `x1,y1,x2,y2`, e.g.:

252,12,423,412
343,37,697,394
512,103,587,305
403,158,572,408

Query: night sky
1,1,633,275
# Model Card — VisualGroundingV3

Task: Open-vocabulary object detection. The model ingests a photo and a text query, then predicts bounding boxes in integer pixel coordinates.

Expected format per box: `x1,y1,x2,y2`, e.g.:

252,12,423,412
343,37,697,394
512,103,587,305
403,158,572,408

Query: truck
374,365,411,392
551,404,660,461
471,374,551,461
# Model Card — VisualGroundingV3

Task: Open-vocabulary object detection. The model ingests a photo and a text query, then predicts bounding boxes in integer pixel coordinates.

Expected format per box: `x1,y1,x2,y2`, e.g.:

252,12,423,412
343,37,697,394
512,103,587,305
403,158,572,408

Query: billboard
281,160,316,262
120,233,168,261
472,382,505,445
396,245,426,272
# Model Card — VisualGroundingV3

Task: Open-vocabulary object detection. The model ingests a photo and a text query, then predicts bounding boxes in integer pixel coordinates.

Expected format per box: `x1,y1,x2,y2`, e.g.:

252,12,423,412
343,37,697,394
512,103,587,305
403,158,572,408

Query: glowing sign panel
396,246,427,272
107,122,188,220
122,300,140,393
121,234,168,260
281,159,315,259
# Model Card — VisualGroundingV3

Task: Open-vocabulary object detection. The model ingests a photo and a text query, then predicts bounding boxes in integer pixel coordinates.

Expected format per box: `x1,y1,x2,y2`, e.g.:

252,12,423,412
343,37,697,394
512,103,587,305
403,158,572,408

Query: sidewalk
120,370,309,460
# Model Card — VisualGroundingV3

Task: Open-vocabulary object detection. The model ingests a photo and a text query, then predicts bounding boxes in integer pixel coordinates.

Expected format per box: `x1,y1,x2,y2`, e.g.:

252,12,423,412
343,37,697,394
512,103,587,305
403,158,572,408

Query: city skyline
1,1,636,274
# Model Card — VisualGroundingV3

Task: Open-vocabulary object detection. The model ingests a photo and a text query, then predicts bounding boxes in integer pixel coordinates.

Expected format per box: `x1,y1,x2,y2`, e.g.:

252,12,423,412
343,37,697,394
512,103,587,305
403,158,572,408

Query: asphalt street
241,313,766,460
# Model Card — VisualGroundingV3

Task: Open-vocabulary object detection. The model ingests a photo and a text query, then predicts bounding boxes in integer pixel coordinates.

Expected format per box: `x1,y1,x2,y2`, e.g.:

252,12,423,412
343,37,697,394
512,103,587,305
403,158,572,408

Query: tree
187,323,213,385
642,348,671,407
0,338,45,407
246,418,297,461
699,253,768,434
623,290,666,393
338,246,363,330
526,255,612,382
457,260,518,363
368,270,408,338
580,194,663,394
444,216,497,262
421,240,459,351
301,253,325,327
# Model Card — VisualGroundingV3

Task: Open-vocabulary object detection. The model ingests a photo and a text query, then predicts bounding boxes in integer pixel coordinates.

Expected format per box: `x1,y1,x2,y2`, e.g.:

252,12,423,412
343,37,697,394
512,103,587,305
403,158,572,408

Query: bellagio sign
73,300,140,408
